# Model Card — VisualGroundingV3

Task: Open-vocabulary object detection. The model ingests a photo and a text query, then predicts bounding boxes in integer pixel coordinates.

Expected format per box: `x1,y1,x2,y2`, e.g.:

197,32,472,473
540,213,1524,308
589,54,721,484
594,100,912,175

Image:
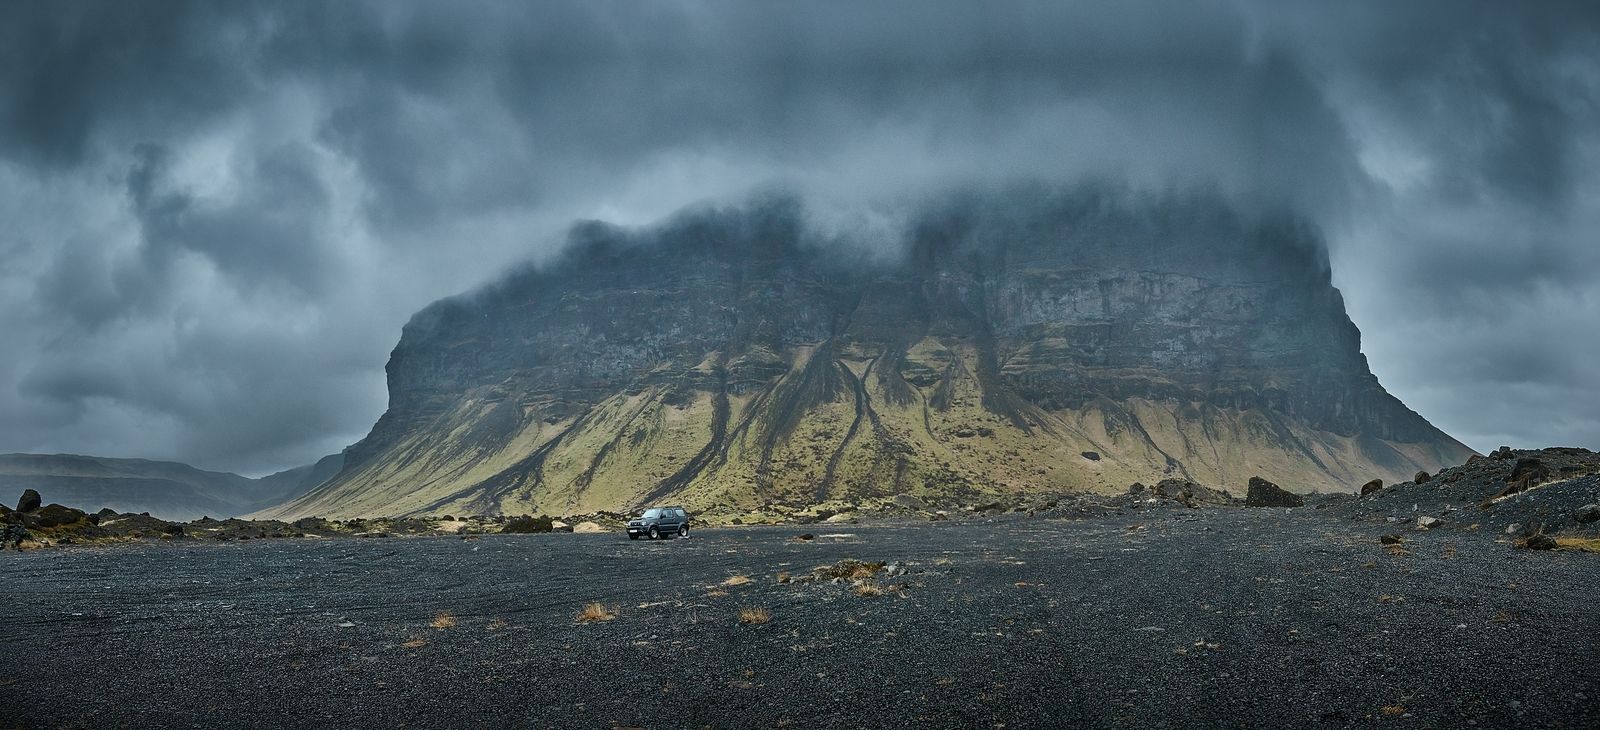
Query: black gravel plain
3,510,1598,729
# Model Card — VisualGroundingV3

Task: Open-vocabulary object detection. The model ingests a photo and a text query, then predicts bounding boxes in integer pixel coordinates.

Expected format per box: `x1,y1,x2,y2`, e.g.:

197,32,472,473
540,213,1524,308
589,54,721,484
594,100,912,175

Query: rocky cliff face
261,189,1474,519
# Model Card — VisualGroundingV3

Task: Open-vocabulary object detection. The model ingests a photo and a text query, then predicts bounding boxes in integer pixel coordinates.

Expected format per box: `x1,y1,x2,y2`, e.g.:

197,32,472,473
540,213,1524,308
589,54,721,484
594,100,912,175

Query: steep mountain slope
1,452,341,521
261,189,1473,519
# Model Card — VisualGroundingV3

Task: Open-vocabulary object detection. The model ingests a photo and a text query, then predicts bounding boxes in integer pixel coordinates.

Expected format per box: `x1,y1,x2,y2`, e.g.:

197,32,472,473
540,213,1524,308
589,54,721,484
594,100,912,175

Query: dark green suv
626,506,690,540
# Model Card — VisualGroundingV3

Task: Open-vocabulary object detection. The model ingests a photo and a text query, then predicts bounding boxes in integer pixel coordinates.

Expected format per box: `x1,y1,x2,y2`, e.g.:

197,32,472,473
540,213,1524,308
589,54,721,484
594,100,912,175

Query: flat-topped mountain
262,188,1473,519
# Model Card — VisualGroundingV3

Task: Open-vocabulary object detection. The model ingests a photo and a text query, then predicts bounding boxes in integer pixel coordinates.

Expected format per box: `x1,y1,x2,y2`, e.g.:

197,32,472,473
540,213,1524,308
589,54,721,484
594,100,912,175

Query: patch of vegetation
430,612,457,629
576,602,617,623
721,575,753,587
1554,536,1600,553
737,606,772,625
815,559,884,580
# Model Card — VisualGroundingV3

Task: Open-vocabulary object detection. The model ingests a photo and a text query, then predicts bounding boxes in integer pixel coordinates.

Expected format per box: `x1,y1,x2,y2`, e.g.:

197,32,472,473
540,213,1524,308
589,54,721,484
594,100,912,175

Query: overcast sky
1,1,1596,475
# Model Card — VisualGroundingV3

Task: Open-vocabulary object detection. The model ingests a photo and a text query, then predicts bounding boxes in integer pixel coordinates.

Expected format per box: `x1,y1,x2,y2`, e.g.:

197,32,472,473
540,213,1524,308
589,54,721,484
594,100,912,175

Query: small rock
796,533,815,541
1080,451,1101,461
1505,523,1521,535
1379,534,1404,545
1413,471,1432,484
1574,505,1600,524
1416,516,1442,530
16,489,41,513
1360,479,1384,496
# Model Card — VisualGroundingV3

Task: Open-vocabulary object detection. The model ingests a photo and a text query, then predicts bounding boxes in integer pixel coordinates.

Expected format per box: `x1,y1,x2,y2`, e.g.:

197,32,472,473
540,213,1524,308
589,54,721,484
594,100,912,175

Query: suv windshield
643,508,662,518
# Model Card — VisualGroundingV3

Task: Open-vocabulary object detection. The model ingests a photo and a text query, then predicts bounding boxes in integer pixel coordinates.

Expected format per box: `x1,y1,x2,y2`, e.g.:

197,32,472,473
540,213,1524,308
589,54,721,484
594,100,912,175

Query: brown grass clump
721,575,753,587
815,559,884,580
1554,536,1600,553
776,571,790,584
576,602,617,623
430,612,457,629
400,637,428,648
705,589,730,598
853,581,885,597
1380,705,1406,717
738,606,772,625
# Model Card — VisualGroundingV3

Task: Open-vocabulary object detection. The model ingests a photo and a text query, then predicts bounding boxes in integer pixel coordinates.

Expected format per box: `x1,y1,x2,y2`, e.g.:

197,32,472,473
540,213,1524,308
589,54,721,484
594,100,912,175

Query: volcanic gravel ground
3,511,1598,728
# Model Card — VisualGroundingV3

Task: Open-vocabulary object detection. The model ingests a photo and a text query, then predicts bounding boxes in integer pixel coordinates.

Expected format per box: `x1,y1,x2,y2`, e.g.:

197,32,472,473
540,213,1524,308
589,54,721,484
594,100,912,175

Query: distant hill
0,452,342,521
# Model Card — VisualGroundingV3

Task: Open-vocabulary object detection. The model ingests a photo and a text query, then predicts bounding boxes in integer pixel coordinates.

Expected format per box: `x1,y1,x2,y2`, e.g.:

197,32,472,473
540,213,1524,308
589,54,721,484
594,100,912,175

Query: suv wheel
648,526,660,540
678,525,688,538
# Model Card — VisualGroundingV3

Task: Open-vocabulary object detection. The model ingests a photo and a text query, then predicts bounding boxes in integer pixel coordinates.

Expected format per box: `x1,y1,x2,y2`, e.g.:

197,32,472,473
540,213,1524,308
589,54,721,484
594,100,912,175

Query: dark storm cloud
0,1,1596,473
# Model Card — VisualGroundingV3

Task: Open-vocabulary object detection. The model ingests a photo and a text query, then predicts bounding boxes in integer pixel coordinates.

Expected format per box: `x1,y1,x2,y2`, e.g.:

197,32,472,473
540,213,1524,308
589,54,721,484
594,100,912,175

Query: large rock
1576,504,1600,524
1360,479,1384,496
1413,471,1432,484
501,515,554,534
571,521,605,534
17,488,41,513
30,503,87,529
1245,477,1304,508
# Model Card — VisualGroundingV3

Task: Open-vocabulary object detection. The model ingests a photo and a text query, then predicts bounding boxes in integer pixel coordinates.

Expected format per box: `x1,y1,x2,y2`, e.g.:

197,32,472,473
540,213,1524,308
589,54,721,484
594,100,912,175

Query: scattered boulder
1415,516,1443,530
1492,446,1515,460
550,520,574,533
1379,534,1404,545
1080,451,1101,461
1413,471,1432,484
1245,477,1304,508
823,513,855,524
1575,504,1600,524
572,521,605,534
17,489,41,513
795,533,815,541
1127,482,1147,495
928,511,948,521
1360,479,1384,496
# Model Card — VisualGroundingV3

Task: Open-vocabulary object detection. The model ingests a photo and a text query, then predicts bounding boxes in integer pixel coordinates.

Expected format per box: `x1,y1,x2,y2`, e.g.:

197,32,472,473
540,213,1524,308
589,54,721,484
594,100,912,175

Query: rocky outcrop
258,189,1474,519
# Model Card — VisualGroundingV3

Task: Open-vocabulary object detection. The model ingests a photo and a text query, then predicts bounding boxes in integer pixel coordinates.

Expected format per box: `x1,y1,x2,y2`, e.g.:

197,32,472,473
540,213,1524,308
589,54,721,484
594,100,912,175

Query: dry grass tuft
1554,536,1600,553
400,637,428,648
853,581,885,597
1380,705,1406,717
705,589,730,598
738,606,772,625
721,575,753,587
430,611,457,629
576,602,617,623
776,571,790,584
815,559,884,580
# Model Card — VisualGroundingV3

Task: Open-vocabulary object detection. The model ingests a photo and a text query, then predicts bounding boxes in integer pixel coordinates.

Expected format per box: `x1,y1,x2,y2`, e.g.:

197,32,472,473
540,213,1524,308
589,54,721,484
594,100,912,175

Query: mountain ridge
1,452,342,521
